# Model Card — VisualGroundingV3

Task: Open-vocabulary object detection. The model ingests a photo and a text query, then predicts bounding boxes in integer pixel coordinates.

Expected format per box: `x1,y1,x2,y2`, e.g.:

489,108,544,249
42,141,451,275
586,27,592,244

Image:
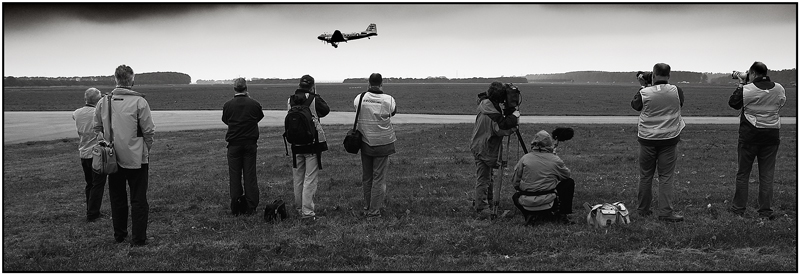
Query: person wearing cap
74,87,107,222
287,74,330,220
353,73,397,218
469,82,518,217
94,65,156,246
631,62,685,222
222,77,264,215
511,130,575,226
728,61,786,220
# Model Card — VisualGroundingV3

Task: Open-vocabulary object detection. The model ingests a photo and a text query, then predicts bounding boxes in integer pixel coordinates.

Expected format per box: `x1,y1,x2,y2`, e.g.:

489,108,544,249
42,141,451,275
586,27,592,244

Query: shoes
130,241,147,247
758,212,778,220
115,237,126,243
636,210,652,217
557,215,576,225
365,209,382,219
657,214,684,222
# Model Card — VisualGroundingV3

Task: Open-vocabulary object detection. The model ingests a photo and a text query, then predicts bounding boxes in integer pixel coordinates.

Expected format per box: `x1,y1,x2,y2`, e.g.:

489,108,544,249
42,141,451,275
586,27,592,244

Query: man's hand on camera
637,75,648,87
512,110,520,118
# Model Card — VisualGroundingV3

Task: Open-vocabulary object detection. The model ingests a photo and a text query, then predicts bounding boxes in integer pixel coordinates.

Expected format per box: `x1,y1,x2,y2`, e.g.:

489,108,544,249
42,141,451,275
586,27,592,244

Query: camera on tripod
636,71,653,86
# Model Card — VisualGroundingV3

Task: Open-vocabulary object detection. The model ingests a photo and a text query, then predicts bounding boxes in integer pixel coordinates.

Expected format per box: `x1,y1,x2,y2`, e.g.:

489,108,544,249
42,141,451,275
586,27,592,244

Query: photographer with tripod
469,82,519,217
631,63,686,222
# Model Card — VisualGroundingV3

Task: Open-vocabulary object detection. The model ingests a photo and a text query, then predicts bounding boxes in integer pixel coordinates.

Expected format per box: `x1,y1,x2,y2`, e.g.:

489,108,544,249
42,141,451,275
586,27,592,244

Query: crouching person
511,130,575,226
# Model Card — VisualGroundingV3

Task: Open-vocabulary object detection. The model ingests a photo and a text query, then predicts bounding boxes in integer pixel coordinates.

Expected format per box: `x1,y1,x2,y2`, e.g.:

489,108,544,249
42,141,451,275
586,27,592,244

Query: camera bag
343,92,366,154
92,94,118,175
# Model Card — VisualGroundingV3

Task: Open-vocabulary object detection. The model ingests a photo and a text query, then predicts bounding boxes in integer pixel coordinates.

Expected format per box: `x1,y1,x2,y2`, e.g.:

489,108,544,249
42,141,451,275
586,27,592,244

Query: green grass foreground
3,124,797,271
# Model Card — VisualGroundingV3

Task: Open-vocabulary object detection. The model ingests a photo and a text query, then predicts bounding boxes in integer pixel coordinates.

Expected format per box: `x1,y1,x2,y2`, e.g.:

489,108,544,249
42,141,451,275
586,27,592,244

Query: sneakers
758,212,778,220
657,214,684,222
636,210,653,217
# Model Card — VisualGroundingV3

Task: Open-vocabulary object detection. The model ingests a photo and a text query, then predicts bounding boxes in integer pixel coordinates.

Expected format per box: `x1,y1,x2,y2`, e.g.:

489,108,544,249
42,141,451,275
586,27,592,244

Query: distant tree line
527,69,797,86
342,76,528,84
4,72,191,87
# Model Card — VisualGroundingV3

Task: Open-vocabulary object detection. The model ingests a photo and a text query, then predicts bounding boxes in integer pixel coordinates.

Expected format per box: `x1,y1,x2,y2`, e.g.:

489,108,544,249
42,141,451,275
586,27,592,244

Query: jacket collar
368,86,384,94
752,76,771,83
234,92,248,97
294,88,313,95
653,80,669,85
112,87,146,97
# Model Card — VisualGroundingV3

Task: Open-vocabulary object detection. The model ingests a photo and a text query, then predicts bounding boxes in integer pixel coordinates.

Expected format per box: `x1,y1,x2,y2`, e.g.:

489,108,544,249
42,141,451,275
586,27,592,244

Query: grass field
2,123,796,271
3,83,797,116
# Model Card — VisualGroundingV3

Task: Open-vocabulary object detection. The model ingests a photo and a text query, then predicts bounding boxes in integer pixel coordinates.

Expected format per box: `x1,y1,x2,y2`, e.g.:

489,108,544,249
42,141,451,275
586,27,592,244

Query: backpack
263,199,288,223
284,94,317,145
283,94,322,169
232,195,249,216
584,202,631,227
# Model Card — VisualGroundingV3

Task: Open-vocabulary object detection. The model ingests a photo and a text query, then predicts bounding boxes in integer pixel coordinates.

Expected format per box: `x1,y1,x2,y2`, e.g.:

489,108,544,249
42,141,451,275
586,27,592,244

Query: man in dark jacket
728,61,786,219
288,75,330,220
469,82,518,216
222,78,265,215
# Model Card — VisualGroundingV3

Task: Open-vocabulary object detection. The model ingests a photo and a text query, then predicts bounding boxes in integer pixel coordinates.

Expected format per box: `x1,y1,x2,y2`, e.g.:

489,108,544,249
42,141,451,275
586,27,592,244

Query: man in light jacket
94,64,156,246
353,73,396,218
511,130,574,226
73,87,106,222
728,61,786,219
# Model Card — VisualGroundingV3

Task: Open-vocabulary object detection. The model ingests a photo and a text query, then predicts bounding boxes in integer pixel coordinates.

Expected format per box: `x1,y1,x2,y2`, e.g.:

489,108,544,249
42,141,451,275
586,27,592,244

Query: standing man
222,77,264,215
354,73,397,218
94,65,156,246
288,75,330,220
728,62,786,219
469,82,518,217
74,87,106,222
631,63,685,222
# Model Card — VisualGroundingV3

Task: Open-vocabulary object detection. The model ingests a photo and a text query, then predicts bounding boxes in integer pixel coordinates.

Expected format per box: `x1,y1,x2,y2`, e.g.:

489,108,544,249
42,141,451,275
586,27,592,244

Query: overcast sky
3,3,797,82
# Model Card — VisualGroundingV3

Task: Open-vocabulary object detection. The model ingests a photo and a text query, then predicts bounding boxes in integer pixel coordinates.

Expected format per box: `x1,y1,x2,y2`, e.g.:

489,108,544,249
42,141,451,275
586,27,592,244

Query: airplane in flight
317,23,377,48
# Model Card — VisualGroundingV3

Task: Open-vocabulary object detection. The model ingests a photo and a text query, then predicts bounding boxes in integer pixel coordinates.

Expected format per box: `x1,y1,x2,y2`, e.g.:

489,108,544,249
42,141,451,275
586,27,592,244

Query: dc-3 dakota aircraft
317,23,377,48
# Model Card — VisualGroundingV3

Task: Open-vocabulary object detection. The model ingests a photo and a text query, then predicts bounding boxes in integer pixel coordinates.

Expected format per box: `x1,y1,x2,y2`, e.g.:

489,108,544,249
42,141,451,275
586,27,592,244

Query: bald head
749,61,768,77
84,87,102,105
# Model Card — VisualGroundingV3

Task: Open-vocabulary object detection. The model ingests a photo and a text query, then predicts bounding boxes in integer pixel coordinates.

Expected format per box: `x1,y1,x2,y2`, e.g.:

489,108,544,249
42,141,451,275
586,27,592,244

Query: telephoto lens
731,71,748,79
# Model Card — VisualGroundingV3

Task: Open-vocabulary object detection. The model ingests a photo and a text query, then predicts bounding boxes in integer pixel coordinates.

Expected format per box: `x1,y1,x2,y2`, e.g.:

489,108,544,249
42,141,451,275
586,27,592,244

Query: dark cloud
3,3,231,30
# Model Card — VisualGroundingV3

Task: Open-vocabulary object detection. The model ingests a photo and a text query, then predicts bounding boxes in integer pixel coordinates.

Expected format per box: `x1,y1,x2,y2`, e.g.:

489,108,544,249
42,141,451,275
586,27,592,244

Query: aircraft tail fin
365,23,377,34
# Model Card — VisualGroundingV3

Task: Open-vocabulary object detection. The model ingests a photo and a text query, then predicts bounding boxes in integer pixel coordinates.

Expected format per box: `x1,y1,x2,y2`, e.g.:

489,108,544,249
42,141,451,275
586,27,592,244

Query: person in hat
287,74,330,220
73,87,107,222
222,77,264,215
353,73,397,218
510,130,575,226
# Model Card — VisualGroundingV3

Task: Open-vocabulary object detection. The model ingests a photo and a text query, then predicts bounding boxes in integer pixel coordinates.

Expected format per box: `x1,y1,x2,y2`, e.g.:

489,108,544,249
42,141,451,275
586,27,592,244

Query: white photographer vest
637,84,685,140
742,83,786,129
354,92,396,146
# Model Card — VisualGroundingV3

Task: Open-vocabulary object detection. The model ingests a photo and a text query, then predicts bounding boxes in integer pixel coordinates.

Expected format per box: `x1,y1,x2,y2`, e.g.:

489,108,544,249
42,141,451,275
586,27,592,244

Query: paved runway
3,110,796,145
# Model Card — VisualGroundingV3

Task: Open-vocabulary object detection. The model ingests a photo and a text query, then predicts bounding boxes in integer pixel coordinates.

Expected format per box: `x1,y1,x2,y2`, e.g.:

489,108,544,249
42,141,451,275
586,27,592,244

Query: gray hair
114,64,135,87
84,87,102,105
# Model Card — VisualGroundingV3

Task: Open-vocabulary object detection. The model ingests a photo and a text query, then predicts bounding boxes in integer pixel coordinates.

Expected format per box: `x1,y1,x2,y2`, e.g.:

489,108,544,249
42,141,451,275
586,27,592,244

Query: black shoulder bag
343,92,366,154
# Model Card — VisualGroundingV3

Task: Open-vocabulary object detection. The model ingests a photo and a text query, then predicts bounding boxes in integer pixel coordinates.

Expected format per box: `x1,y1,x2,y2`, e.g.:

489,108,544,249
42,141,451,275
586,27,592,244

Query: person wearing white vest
353,73,396,218
631,63,685,222
74,87,107,222
727,62,786,220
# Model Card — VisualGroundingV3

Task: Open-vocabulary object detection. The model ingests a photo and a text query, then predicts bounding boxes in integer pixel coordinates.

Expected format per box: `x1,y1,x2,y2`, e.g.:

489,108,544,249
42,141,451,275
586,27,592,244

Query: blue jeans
637,144,677,217
108,164,148,244
81,158,107,219
732,143,779,215
227,143,259,213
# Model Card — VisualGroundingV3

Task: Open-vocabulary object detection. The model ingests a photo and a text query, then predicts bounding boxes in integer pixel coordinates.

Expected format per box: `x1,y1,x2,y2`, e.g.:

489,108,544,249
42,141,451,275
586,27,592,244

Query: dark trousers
512,178,575,217
732,143,779,215
80,158,107,219
227,144,259,213
637,144,677,217
108,164,149,244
